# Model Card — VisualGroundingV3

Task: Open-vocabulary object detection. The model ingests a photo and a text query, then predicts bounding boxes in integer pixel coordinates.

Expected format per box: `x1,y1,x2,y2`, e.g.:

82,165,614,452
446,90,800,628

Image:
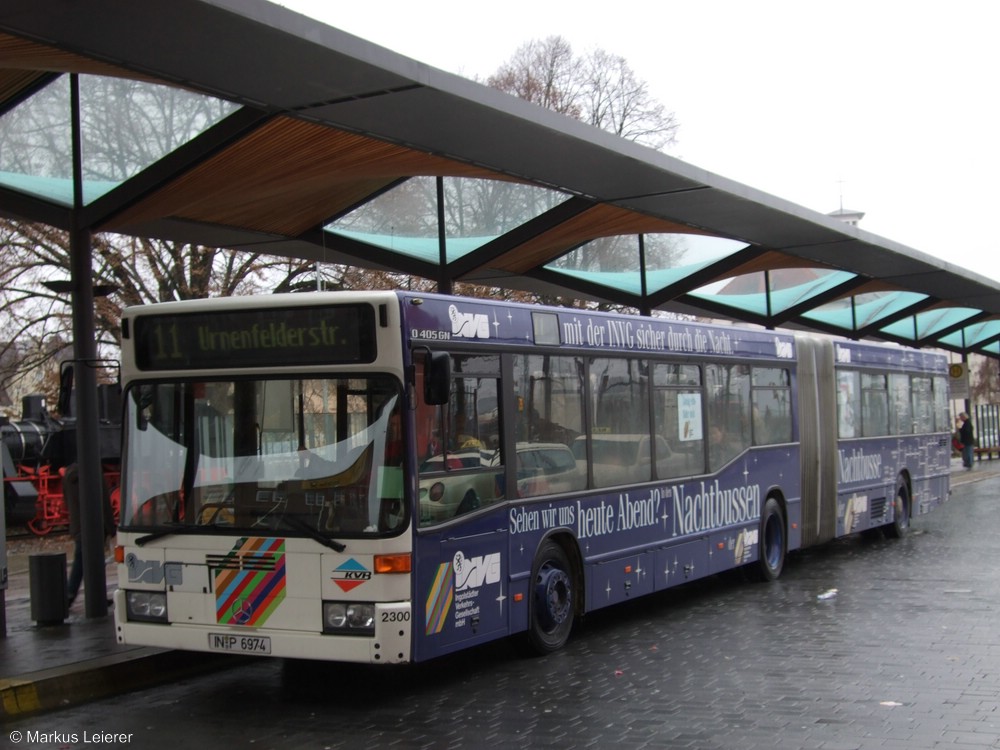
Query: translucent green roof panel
0,74,238,206
0,171,116,206
803,291,928,331
880,307,982,342
938,320,1000,349
545,234,748,296
767,269,855,314
642,234,750,291
546,235,644,294
690,269,855,317
443,177,566,250
326,228,484,264
549,259,720,296
326,176,570,264
0,75,70,203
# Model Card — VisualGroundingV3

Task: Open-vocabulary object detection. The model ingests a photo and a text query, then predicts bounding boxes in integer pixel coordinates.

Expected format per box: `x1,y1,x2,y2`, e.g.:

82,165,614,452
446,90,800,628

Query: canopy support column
69,74,108,619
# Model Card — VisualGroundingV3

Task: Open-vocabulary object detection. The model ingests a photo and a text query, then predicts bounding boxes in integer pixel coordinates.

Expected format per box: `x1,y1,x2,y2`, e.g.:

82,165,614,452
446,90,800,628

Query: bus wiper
275,514,347,553
134,522,225,546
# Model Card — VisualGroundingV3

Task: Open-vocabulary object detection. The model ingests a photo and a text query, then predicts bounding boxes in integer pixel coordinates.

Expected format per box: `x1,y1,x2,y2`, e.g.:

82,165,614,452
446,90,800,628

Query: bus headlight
125,591,168,623
323,601,375,636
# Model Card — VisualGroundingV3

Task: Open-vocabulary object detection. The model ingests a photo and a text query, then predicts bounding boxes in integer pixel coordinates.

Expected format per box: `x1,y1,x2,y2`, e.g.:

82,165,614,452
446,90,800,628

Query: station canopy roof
1,0,999,359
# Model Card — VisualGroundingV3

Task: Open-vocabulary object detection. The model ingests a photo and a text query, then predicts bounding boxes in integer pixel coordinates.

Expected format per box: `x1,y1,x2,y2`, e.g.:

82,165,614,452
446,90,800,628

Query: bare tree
580,48,678,152
0,220,332,408
487,36,678,152
973,355,1000,405
484,36,684,312
487,37,582,117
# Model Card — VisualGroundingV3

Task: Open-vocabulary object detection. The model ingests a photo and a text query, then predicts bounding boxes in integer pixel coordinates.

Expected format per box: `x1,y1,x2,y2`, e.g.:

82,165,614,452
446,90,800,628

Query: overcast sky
280,0,999,281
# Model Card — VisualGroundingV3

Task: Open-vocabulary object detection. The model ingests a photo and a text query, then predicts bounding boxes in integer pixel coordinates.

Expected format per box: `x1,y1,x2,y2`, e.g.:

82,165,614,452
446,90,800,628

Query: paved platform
2,457,997,721
0,539,233,719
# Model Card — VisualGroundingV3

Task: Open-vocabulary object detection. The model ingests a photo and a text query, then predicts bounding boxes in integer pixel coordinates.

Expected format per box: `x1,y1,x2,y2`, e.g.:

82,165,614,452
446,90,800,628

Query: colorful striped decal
213,537,287,627
424,562,454,635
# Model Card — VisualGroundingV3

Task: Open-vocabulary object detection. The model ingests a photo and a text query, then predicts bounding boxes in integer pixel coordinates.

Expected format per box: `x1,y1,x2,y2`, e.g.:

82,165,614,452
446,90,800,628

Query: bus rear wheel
527,539,576,654
753,497,786,582
885,479,910,539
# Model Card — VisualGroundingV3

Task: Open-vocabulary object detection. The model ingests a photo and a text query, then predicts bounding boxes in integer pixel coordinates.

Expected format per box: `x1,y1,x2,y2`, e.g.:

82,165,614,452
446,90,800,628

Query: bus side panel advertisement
405,295,796,361
413,447,800,661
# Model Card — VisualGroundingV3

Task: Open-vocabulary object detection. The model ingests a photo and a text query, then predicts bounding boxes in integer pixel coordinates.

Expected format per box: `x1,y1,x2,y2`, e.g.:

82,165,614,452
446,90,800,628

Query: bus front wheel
527,539,576,654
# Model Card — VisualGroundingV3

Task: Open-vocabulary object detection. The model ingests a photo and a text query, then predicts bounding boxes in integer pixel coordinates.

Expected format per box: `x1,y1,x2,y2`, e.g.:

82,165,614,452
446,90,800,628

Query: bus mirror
424,351,452,405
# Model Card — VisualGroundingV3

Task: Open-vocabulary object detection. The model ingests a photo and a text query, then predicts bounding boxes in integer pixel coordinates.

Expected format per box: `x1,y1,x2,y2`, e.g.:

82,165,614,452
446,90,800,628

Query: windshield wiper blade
275,514,346,552
134,522,225,546
134,516,347,552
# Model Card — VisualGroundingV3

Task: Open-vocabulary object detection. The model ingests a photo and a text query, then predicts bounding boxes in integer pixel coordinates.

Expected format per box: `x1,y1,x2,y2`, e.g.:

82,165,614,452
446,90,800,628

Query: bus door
413,519,510,661
411,351,511,661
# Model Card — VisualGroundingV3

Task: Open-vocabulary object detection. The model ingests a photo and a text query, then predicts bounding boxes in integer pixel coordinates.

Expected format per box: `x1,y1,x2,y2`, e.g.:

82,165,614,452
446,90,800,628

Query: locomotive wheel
27,516,52,536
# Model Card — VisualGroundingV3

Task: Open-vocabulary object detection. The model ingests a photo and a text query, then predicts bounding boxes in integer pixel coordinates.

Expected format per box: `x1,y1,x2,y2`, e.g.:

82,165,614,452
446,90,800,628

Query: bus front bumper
112,589,412,664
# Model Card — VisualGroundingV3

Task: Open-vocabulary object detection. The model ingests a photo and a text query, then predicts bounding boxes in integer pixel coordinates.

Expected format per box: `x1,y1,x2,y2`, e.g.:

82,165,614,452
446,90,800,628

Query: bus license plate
208,633,272,655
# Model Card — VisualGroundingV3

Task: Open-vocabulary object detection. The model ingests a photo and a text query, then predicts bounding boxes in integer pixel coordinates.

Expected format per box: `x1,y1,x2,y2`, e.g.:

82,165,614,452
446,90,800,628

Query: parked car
508,442,584,498
418,442,583,523
419,450,499,524
572,433,674,487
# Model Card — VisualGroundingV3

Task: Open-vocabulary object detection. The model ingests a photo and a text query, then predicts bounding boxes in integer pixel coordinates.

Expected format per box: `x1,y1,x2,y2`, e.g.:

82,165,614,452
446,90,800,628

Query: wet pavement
2,456,1000,748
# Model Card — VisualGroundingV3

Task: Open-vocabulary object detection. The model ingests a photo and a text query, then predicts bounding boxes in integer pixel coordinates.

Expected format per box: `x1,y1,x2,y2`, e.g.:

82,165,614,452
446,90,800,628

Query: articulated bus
113,291,951,662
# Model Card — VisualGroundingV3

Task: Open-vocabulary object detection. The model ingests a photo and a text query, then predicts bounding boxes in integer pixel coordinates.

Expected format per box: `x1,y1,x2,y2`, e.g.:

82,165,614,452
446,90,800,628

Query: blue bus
113,291,951,662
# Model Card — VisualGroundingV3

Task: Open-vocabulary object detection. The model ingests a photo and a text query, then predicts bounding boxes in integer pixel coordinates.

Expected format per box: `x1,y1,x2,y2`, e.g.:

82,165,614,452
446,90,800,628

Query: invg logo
453,550,501,591
449,305,490,339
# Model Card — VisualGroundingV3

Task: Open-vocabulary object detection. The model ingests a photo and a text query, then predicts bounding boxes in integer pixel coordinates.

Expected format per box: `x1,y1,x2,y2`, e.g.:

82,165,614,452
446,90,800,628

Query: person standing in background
957,412,975,470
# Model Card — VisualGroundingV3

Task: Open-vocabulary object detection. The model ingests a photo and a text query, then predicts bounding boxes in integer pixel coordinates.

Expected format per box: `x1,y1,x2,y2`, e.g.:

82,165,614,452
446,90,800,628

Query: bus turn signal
374,553,411,574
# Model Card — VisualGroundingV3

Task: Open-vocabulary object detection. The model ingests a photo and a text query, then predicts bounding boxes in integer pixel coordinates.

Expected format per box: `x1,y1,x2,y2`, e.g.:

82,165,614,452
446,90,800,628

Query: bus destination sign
133,304,377,370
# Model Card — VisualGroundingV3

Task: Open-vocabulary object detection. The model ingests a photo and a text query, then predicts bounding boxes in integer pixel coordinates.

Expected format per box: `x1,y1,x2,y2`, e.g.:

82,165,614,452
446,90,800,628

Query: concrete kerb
0,647,240,721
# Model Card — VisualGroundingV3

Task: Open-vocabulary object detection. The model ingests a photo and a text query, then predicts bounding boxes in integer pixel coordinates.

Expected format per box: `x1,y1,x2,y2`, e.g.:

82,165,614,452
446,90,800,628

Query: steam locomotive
2,386,121,535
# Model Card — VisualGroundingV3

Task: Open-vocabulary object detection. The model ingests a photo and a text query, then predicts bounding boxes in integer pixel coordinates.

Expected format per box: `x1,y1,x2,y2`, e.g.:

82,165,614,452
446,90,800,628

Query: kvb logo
449,304,490,339
332,558,373,592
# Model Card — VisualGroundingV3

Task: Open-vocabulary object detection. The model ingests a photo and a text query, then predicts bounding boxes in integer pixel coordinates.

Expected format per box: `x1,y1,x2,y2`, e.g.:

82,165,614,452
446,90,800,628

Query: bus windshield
120,375,405,538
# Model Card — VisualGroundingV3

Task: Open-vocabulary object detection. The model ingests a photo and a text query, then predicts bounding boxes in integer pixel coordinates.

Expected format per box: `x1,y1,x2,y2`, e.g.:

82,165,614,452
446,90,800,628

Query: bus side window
861,372,889,437
932,375,950,433
837,370,860,439
705,364,750,471
889,373,912,435
512,354,585,498
751,367,791,445
653,364,704,478
911,376,933,433
416,354,504,525
588,357,652,488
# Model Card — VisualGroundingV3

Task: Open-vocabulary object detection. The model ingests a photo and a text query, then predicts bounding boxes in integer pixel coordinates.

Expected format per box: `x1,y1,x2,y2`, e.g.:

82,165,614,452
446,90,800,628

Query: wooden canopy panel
108,116,502,237
489,203,712,274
